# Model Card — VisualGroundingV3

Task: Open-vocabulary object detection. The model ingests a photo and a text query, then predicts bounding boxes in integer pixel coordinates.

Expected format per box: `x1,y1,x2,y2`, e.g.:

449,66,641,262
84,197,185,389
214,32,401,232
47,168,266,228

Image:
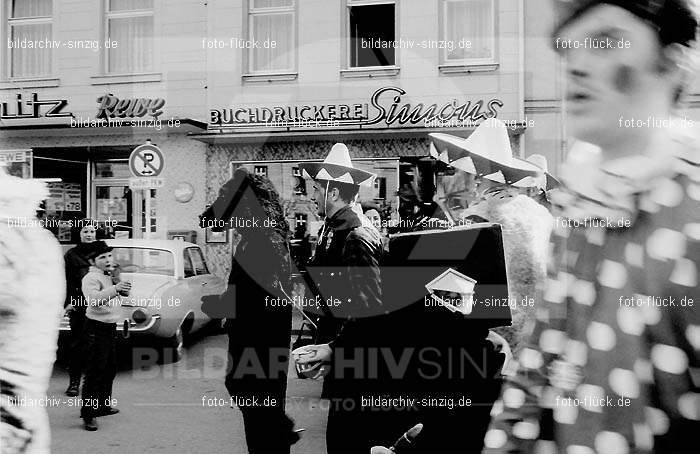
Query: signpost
129,140,164,239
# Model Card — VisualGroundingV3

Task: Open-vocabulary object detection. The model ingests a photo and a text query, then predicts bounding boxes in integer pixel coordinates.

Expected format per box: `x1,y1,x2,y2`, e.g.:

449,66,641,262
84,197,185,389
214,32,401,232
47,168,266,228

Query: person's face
91,252,114,271
311,181,327,217
556,5,670,145
80,225,96,243
365,209,381,228
476,178,520,201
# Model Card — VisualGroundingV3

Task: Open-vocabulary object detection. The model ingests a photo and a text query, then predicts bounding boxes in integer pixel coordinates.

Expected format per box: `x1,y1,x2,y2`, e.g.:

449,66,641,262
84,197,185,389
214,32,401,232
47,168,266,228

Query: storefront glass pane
95,185,133,238
95,162,131,179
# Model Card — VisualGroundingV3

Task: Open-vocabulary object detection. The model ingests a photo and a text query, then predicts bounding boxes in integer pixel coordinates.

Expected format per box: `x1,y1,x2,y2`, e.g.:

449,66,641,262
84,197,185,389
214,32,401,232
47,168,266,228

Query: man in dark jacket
295,143,385,454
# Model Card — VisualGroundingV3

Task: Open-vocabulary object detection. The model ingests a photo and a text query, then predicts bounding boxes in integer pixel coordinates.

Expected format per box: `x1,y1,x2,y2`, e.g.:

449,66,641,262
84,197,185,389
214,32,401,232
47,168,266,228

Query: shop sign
0,93,72,125
129,177,165,189
209,86,503,130
0,150,28,163
96,94,166,119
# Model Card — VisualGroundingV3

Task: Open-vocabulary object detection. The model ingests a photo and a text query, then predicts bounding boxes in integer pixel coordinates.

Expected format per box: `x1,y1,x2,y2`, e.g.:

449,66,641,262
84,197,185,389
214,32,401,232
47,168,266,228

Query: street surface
47,328,327,454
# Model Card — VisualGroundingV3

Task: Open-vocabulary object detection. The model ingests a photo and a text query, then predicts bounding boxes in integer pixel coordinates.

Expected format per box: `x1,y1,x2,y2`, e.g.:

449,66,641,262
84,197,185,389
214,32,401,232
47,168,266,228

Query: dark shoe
65,382,80,397
96,407,119,417
83,417,98,431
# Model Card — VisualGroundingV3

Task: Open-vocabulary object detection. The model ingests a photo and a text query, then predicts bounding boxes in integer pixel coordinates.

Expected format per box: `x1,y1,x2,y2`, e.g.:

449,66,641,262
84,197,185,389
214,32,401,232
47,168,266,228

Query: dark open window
348,2,395,67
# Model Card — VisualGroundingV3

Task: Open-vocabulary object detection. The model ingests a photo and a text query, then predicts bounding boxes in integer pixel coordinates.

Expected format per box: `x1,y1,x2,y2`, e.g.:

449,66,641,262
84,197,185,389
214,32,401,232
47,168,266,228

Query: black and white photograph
0,0,698,453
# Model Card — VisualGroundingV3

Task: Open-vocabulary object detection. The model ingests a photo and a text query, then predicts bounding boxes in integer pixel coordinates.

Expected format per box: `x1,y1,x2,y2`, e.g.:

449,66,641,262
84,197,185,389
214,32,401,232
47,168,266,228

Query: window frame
342,0,400,77
374,176,387,200
438,0,499,74
292,167,306,195
294,212,307,229
2,0,56,81
186,247,210,276
254,165,268,177
183,249,195,278
242,0,298,82
101,0,157,76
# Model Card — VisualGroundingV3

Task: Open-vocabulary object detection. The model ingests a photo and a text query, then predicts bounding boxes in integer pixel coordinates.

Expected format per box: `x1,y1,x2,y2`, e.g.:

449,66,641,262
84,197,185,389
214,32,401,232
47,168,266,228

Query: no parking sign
129,142,164,177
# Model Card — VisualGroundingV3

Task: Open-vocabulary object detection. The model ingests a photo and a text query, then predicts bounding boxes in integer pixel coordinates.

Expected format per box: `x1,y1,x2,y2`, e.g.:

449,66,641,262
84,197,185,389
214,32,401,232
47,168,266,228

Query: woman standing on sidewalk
62,221,96,397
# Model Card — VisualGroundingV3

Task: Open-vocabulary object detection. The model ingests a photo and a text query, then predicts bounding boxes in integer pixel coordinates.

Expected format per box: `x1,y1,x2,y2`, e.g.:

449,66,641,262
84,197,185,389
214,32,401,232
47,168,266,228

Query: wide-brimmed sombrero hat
429,118,559,190
300,143,376,187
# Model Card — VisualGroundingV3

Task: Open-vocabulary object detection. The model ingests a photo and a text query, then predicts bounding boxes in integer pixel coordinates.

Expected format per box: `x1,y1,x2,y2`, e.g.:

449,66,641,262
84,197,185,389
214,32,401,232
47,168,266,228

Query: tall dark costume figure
200,168,297,454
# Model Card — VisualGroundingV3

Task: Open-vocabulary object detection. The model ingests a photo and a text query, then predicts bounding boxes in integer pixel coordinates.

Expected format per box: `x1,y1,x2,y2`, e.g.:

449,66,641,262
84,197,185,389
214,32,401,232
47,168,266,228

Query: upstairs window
248,0,295,73
442,0,496,64
254,165,268,177
105,0,154,74
347,0,396,68
7,0,53,78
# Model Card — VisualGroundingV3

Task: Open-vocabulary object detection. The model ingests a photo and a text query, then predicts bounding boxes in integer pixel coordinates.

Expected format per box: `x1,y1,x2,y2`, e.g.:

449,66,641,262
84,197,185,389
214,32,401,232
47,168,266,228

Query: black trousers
67,309,86,383
80,319,117,418
240,407,293,454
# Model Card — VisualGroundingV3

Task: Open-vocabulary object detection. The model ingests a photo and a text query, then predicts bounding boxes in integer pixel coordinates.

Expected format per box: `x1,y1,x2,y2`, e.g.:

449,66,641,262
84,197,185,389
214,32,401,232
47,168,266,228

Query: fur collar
0,172,48,221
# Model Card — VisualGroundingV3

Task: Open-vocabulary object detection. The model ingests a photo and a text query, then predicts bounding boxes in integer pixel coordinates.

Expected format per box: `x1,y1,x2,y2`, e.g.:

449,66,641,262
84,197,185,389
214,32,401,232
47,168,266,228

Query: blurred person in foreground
483,1,699,452
62,220,97,397
0,164,65,453
80,240,129,431
199,167,297,454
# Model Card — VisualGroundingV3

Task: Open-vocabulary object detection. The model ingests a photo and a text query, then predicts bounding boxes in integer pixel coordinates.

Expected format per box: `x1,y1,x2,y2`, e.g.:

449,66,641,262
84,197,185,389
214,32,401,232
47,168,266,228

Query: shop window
95,161,131,179
347,0,395,68
247,0,295,74
104,0,154,74
441,0,496,65
254,165,268,177
6,0,53,78
292,167,306,195
294,213,307,229
374,176,387,200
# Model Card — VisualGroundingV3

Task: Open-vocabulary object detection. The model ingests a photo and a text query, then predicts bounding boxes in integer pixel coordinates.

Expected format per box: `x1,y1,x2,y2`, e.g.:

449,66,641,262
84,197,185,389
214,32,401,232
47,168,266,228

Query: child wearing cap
79,240,130,431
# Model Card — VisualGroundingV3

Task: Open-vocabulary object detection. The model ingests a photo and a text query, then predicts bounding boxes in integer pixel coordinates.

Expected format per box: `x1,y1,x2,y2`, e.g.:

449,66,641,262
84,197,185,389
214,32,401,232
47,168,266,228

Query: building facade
0,0,210,261
197,0,535,274
2,0,697,278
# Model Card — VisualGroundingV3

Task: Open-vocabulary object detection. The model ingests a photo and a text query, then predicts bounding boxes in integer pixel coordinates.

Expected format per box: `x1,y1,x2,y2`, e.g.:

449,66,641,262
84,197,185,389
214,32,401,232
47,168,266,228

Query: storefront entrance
30,149,157,244
92,161,156,240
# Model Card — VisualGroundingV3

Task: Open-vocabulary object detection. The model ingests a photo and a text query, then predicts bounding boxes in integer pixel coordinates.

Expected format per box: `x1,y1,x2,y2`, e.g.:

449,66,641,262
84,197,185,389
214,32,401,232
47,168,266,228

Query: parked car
60,239,225,362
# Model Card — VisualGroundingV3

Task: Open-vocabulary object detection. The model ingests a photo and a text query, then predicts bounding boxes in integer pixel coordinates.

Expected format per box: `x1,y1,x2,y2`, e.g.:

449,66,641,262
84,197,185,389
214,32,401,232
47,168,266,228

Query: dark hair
327,181,360,203
203,167,291,287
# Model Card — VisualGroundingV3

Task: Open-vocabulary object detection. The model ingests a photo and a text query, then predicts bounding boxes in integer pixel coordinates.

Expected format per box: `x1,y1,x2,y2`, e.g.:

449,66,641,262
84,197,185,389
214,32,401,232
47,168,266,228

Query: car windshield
112,247,175,276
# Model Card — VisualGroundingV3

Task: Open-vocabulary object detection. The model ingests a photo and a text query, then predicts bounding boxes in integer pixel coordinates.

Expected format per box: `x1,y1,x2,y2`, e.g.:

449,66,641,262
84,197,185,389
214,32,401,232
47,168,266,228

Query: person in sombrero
430,118,558,362
292,143,386,454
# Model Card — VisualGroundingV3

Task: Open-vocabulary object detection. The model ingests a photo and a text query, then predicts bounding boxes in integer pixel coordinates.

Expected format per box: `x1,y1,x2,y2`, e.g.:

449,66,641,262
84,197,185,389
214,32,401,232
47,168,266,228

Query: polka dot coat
483,147,699,453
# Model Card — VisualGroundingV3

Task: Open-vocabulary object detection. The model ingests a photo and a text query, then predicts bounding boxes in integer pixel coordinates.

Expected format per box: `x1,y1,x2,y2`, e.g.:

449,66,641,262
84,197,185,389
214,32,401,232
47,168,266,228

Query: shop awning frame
189,123,527,144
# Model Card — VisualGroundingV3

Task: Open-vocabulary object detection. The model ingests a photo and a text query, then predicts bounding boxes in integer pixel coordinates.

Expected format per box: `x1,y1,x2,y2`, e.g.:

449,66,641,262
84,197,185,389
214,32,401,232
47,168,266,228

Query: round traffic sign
129,143,164,177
